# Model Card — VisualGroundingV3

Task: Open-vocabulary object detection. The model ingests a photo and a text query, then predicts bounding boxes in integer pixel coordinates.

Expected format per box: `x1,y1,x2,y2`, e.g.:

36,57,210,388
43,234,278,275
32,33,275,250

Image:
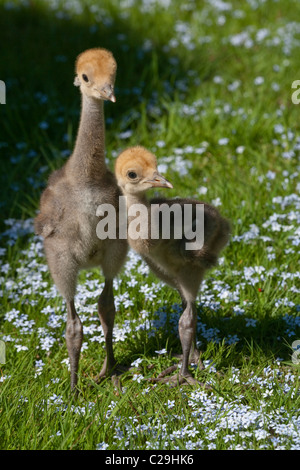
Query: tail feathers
180,215,231,269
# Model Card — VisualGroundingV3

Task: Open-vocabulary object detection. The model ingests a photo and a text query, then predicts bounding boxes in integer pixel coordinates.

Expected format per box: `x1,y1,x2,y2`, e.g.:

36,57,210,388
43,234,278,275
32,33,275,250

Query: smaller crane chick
115,146,230,386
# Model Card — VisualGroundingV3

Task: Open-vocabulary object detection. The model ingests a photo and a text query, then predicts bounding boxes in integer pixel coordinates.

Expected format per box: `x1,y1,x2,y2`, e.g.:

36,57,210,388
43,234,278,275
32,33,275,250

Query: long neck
123,192,150,245
67,93,107,181
125,192,149,211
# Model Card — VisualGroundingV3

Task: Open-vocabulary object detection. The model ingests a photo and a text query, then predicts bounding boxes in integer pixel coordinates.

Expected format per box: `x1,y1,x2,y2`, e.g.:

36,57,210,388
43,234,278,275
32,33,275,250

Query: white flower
274,123,284,134
254,76,264,85
14,344,28,352
0,375,11,382
131,357,143,367
266,170,276,180
272,82,280,91
213,75,223,84
157,163,168,173
198,186,208,195
256,28,269,42
227,80,240,91
236,145,245,154
218,137,229,145
155,348,167,355
254,429,269,440
262,389,273,398
156,140,166,148
118,130,133,139
35,360,45,368
61,358,70,370
212,197,222,207
132,373,144,383
166,400,175,409
207,443,216,450
96,442,109,450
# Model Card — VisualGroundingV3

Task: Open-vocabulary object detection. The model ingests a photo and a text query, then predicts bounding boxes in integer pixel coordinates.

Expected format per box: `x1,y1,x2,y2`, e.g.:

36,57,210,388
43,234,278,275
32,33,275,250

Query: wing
34,186,65,239
149,197,230,268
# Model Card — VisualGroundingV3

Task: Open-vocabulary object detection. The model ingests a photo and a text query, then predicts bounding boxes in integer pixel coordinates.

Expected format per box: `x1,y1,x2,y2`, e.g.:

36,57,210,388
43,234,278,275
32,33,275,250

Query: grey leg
149,272,207,387
178,300,197,378
97,279,117,378
65,300,83,391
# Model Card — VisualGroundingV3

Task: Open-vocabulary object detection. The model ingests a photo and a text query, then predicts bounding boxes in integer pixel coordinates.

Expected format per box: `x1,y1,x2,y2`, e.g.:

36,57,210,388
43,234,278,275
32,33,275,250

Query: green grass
0,0,300,450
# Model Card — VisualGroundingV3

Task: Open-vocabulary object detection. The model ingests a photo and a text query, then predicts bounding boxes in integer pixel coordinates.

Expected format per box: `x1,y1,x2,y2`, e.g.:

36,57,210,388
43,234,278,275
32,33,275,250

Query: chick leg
96,279,117,380
45,246,82,392
149,301,201,386
66,300,83,392
174,297,203,367
149,271,206,386
152,300,208,387
178,300,199,383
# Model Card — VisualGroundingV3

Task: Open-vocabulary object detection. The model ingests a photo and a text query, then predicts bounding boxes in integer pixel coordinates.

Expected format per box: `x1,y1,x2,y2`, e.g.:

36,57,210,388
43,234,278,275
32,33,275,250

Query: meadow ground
0,0,299,450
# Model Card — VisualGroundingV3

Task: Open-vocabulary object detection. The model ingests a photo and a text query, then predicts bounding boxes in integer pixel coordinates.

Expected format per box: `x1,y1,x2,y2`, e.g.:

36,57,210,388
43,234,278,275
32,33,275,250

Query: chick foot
93,358,128,387
148,347,211,388
148,363,210,389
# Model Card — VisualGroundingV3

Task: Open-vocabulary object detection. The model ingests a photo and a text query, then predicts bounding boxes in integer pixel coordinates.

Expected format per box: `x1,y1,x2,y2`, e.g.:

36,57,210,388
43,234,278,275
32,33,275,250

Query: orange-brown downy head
74,48,117,102
115,146,173,195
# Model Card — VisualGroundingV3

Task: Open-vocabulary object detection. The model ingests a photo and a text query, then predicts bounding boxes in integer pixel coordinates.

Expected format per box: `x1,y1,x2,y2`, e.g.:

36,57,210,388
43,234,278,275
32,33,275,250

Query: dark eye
128,171,137,179
82,74,89,82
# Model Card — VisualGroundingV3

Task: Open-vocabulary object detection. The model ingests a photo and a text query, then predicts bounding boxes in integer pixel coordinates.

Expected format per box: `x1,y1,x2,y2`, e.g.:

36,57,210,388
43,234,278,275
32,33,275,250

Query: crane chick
35,49,128,392
115,146,230,386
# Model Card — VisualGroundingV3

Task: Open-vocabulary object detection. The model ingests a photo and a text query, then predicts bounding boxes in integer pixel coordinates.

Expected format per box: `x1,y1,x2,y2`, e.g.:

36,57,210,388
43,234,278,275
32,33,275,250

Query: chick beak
146,172,173,189
101,84,116,102
107,92,116,103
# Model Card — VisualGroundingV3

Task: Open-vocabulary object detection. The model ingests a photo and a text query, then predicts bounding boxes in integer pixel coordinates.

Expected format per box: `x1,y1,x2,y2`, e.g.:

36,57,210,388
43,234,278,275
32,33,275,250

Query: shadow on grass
111,299,299,374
